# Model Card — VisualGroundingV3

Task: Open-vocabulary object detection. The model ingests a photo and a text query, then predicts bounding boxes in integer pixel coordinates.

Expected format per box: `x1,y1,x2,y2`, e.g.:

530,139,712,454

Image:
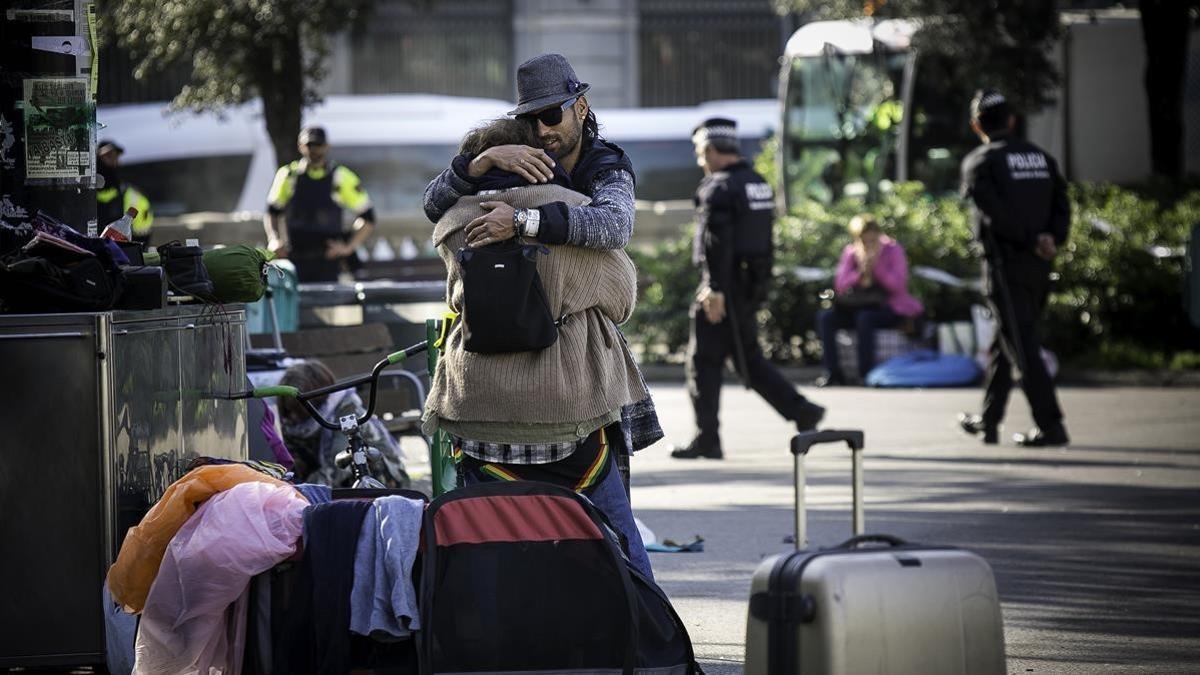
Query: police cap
97,139,124,156
970,89,1011,132
298,126,328,145
692,117,738,146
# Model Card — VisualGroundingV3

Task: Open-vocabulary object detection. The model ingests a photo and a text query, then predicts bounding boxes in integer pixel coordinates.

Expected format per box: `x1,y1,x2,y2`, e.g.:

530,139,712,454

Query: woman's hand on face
466,201,517,247
469,145,556,183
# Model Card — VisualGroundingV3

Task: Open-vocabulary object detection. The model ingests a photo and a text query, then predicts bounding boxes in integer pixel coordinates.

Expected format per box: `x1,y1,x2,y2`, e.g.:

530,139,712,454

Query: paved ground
629,383,1200,674
17,383,1197,674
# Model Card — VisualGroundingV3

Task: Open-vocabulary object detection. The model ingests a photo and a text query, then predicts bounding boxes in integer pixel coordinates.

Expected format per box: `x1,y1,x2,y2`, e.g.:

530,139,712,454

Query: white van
97,94,778,243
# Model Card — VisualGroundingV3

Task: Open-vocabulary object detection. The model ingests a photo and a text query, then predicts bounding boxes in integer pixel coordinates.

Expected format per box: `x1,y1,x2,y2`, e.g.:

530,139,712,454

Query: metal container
0,306,247,668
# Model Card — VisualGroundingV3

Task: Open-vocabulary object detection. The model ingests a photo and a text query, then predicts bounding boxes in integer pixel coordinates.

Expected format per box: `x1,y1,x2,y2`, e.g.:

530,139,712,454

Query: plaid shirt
457,437,580,465
456,390,663,465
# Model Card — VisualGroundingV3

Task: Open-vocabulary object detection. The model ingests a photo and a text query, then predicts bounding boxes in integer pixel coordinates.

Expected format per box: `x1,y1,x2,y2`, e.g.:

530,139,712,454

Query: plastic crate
245,261,299,335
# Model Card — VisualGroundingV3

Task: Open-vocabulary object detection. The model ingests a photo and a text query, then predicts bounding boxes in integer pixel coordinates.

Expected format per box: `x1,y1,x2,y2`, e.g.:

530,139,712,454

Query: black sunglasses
518,97,577,127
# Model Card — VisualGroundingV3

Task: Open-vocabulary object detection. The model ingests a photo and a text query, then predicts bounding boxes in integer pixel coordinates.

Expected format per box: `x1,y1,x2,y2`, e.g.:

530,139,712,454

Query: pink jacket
834,237,924,317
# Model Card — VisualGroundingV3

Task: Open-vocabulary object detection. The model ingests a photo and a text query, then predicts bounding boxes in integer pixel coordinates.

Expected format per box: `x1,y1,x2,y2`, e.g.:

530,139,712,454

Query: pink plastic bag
134,481,307,675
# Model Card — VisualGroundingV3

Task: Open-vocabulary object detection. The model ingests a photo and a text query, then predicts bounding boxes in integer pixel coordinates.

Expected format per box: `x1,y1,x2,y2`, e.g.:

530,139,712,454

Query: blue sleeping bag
865,349,982,388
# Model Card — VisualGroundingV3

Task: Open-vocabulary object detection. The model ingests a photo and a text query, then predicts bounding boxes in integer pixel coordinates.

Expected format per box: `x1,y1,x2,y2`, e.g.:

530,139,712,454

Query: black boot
814,371,846,388
670,436,723,460
160,243,215,299
1014,424,1070,447
958,412,998,444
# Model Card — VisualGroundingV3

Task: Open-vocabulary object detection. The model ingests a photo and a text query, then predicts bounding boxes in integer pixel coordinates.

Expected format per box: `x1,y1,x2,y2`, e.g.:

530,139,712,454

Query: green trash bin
426,317,458,496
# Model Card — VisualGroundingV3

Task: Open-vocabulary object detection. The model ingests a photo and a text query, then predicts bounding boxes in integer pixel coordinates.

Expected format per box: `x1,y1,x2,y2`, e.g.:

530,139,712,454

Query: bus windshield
781,51,908,207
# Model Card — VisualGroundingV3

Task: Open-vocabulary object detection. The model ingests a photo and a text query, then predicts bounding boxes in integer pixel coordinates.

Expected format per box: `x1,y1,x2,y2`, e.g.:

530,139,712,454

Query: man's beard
541,123,582,159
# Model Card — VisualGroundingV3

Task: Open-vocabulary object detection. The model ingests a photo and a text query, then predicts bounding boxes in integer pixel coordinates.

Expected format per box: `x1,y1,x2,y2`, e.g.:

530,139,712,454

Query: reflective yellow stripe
124,187,153,235
333,164,371,214
266,163,297,208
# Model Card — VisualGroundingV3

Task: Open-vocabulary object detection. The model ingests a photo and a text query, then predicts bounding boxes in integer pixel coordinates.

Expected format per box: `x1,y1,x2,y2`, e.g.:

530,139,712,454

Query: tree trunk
1139,0,1190,179
258,24,305,170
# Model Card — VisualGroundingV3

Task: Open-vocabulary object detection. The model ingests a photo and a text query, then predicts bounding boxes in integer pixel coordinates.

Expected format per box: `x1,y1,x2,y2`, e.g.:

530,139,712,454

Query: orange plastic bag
106,464,288,613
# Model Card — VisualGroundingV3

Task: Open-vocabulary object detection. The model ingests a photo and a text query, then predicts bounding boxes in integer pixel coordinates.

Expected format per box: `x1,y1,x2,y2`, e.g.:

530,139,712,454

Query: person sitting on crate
815,214,924,386
277,359,411,488
422,116,654,580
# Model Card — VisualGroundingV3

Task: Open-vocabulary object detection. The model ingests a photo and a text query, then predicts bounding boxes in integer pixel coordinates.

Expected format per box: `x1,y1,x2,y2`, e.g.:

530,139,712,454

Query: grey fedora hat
508,53,591,116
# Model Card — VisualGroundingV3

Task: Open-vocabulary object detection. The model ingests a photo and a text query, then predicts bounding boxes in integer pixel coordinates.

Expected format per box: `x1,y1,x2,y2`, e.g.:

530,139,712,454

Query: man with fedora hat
264,125,375,282
423,53,663,463
672,118,825,460
423,53,636,253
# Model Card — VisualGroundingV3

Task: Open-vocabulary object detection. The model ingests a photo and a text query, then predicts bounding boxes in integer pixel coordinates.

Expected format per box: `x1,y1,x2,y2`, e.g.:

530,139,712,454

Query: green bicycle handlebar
252,385,300,399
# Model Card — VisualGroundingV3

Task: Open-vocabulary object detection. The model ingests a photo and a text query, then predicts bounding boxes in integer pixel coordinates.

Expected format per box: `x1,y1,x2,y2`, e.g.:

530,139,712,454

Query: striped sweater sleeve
535,169,635,250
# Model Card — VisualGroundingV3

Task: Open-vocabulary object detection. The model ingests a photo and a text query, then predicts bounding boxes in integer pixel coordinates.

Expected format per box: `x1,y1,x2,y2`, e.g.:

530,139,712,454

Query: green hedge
626,142,1200,369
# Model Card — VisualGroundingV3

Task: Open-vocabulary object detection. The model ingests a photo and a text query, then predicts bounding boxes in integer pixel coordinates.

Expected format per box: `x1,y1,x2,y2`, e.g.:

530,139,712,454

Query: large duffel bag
744,430,1006,675
420,481,701,675
865,349,983,388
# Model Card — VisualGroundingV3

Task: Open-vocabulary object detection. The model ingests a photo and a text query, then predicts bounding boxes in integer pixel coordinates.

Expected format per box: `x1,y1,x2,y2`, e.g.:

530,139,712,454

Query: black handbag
833,284,888,310
456,241,559,354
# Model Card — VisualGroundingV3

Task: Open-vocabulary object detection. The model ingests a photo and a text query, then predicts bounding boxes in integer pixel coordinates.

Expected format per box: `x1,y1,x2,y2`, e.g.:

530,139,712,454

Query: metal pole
266,287,284,351
794,450,806,550
852,446,865,536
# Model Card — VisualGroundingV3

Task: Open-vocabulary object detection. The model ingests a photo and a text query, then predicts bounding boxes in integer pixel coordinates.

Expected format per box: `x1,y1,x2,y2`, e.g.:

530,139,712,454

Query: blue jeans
817,305,901,379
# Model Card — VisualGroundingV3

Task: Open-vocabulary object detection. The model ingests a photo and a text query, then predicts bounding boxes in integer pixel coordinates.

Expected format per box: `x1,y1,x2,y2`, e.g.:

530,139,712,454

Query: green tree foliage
103,0,374,167
773,0,1062,114
627,142,1200,369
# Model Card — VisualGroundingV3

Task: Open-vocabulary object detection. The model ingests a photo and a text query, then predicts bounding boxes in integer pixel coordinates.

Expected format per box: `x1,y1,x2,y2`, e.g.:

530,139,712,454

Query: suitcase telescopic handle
790,429,864,455
837,533,906,549
790,429,865,551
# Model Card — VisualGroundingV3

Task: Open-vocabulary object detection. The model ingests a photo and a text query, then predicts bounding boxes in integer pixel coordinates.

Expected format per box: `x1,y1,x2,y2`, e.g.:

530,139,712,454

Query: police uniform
96,140,153,244
97,182,153,244
676,118,823,459
960,93,1070,443
266,158,373,282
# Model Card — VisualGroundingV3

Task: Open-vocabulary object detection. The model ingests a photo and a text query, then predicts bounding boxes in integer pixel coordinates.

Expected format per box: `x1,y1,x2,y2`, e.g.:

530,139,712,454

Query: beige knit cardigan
425,183,648,426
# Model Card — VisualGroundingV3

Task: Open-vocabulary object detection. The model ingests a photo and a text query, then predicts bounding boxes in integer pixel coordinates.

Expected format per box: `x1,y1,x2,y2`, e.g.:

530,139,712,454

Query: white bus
98,95,778,244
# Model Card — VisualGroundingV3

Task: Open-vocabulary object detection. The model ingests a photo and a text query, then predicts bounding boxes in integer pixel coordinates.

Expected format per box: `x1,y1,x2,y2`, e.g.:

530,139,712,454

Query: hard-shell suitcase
744,430,1006,675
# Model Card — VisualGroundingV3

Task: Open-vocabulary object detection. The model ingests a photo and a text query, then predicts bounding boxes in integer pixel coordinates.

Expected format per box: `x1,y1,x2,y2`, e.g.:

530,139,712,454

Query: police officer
96,139,153,244
672,118,825,460
263,126,375,282
958,90,1070,447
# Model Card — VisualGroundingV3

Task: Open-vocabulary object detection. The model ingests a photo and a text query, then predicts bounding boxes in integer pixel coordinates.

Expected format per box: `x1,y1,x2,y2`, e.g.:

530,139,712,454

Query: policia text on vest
264,127,375,282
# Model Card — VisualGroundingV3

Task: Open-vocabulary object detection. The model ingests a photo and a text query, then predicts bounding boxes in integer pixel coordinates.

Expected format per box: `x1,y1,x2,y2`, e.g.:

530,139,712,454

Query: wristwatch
514,208,541,238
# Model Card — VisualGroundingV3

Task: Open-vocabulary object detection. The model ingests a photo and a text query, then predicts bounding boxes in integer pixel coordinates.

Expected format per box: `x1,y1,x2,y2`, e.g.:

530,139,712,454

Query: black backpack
0,253,120,312
419,481,701,675
455,241,559,354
